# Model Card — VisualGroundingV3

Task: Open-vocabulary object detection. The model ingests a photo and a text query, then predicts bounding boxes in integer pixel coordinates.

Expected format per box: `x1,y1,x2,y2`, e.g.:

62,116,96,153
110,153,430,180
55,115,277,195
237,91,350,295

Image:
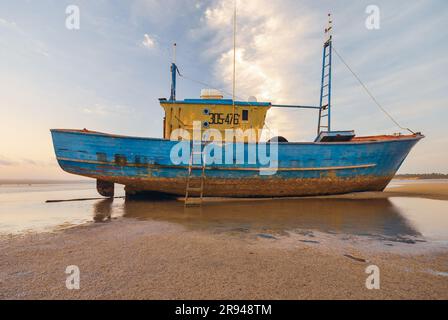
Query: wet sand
386,181,448,200
306,180,448,201
1,181,448,299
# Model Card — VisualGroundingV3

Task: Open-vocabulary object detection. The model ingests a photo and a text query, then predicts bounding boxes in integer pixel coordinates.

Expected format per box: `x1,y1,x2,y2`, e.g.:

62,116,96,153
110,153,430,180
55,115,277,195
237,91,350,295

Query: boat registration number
209,112,240,125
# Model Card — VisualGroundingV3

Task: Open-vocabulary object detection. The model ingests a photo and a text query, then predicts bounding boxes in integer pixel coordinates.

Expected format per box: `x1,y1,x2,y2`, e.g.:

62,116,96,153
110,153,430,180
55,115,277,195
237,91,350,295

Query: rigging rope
332,46,415,134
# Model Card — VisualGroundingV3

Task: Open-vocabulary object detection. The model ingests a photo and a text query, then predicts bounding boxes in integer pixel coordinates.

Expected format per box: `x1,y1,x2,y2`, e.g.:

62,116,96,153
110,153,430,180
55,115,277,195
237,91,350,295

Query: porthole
203,108,210,115
203,121,210,128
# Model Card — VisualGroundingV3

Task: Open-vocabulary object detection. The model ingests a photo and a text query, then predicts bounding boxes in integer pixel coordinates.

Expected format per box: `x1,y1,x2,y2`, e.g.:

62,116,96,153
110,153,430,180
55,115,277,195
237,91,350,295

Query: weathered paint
50,129,423,197
160,99,269,141
122,175,391,198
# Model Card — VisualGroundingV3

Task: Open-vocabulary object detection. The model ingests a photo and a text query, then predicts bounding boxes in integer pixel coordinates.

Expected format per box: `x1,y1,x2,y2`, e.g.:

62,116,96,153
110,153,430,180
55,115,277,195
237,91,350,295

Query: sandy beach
386,182,448,201
1,181,447,300
327,182,448,201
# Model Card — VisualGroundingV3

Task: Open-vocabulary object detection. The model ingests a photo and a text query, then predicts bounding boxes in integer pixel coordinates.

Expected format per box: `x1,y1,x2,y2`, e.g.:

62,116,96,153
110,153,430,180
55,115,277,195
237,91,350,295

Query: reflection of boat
118,198,420,237
93,198,113,222
51,15,423,201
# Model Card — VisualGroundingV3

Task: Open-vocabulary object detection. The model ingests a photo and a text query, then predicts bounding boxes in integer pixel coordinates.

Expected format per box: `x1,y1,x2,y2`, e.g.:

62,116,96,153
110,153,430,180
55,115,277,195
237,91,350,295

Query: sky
0,0,447,179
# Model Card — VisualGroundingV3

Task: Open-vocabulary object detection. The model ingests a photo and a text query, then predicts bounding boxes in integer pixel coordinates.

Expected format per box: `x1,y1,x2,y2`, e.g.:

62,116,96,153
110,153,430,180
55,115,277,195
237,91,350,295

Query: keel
96,179,114,197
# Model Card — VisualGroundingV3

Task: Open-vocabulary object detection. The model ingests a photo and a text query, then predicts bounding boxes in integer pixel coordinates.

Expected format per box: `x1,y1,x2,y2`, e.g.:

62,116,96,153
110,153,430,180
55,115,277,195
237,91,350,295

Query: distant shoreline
394,174,448,180
0,179,92,185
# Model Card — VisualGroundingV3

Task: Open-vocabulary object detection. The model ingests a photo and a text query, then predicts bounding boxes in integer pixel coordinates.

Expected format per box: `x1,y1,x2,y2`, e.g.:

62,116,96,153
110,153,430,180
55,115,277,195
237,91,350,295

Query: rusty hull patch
65,168,392,197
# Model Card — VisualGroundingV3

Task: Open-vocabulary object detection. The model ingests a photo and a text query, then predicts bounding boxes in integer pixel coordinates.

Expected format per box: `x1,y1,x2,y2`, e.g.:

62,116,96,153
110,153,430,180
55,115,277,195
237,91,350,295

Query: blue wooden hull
50,129,422,197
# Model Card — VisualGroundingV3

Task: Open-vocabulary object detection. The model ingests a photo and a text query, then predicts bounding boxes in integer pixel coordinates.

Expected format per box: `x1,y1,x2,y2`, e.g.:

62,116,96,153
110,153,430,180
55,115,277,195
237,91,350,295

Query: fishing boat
50,15,423,204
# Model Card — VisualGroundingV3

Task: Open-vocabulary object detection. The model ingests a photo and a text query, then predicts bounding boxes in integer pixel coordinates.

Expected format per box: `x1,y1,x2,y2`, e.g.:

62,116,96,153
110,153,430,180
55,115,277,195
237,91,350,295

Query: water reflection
3,182,444,239
93,198,113,222
115,198,421,238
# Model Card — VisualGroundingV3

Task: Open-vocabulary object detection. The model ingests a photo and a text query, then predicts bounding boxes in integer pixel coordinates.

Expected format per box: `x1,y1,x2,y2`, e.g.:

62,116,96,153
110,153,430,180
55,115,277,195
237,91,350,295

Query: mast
232,0,237,128
317,14,333,134
169,43,177,101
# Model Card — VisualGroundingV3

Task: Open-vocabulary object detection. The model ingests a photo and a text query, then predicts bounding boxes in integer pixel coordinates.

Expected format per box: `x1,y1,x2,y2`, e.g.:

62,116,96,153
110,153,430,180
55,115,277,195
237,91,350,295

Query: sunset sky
0,0,447,179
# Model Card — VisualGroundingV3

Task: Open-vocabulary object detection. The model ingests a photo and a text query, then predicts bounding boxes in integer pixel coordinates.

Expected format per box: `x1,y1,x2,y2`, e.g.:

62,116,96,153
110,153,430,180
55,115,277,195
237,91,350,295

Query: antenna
232,0,237,128
173,42,176,64
325,13,333,41
170,43,177,101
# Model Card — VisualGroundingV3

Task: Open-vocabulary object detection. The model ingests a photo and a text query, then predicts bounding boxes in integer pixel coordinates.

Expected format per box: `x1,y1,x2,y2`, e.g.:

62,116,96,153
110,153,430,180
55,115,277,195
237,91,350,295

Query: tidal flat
0,179,447,299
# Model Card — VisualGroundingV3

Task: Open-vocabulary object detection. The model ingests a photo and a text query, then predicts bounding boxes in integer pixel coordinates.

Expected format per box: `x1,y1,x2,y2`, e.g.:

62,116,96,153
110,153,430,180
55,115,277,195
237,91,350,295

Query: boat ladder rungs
184,145,207,207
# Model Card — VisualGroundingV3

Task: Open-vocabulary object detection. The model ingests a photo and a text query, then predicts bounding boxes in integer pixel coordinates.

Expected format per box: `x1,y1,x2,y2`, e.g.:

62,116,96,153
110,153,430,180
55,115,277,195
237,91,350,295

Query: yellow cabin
160,89,270,142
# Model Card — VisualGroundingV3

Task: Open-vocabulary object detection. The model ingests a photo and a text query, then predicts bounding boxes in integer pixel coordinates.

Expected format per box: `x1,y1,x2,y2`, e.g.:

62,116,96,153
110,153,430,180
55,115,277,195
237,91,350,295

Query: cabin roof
159,98,271,107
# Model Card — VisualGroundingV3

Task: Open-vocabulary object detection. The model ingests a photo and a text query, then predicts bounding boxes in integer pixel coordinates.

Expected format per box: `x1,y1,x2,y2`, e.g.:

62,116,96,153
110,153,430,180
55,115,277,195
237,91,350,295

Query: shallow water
0,182,124,233
1,180,448,244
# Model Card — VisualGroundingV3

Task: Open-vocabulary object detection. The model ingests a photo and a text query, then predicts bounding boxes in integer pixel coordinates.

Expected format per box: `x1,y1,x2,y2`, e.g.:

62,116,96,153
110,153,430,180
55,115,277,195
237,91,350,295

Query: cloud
0,1,445,174
83,103,108,115
82,103,132,116
0,16,50,57
142,33,156,49
197,0,321,140
0,17,18,30
194,0,447,144
0,159,15,166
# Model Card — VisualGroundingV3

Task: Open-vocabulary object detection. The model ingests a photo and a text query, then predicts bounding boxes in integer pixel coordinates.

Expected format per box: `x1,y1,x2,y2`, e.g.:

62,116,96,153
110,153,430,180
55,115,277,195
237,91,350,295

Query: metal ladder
184,142,206,207
317,14,333,135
